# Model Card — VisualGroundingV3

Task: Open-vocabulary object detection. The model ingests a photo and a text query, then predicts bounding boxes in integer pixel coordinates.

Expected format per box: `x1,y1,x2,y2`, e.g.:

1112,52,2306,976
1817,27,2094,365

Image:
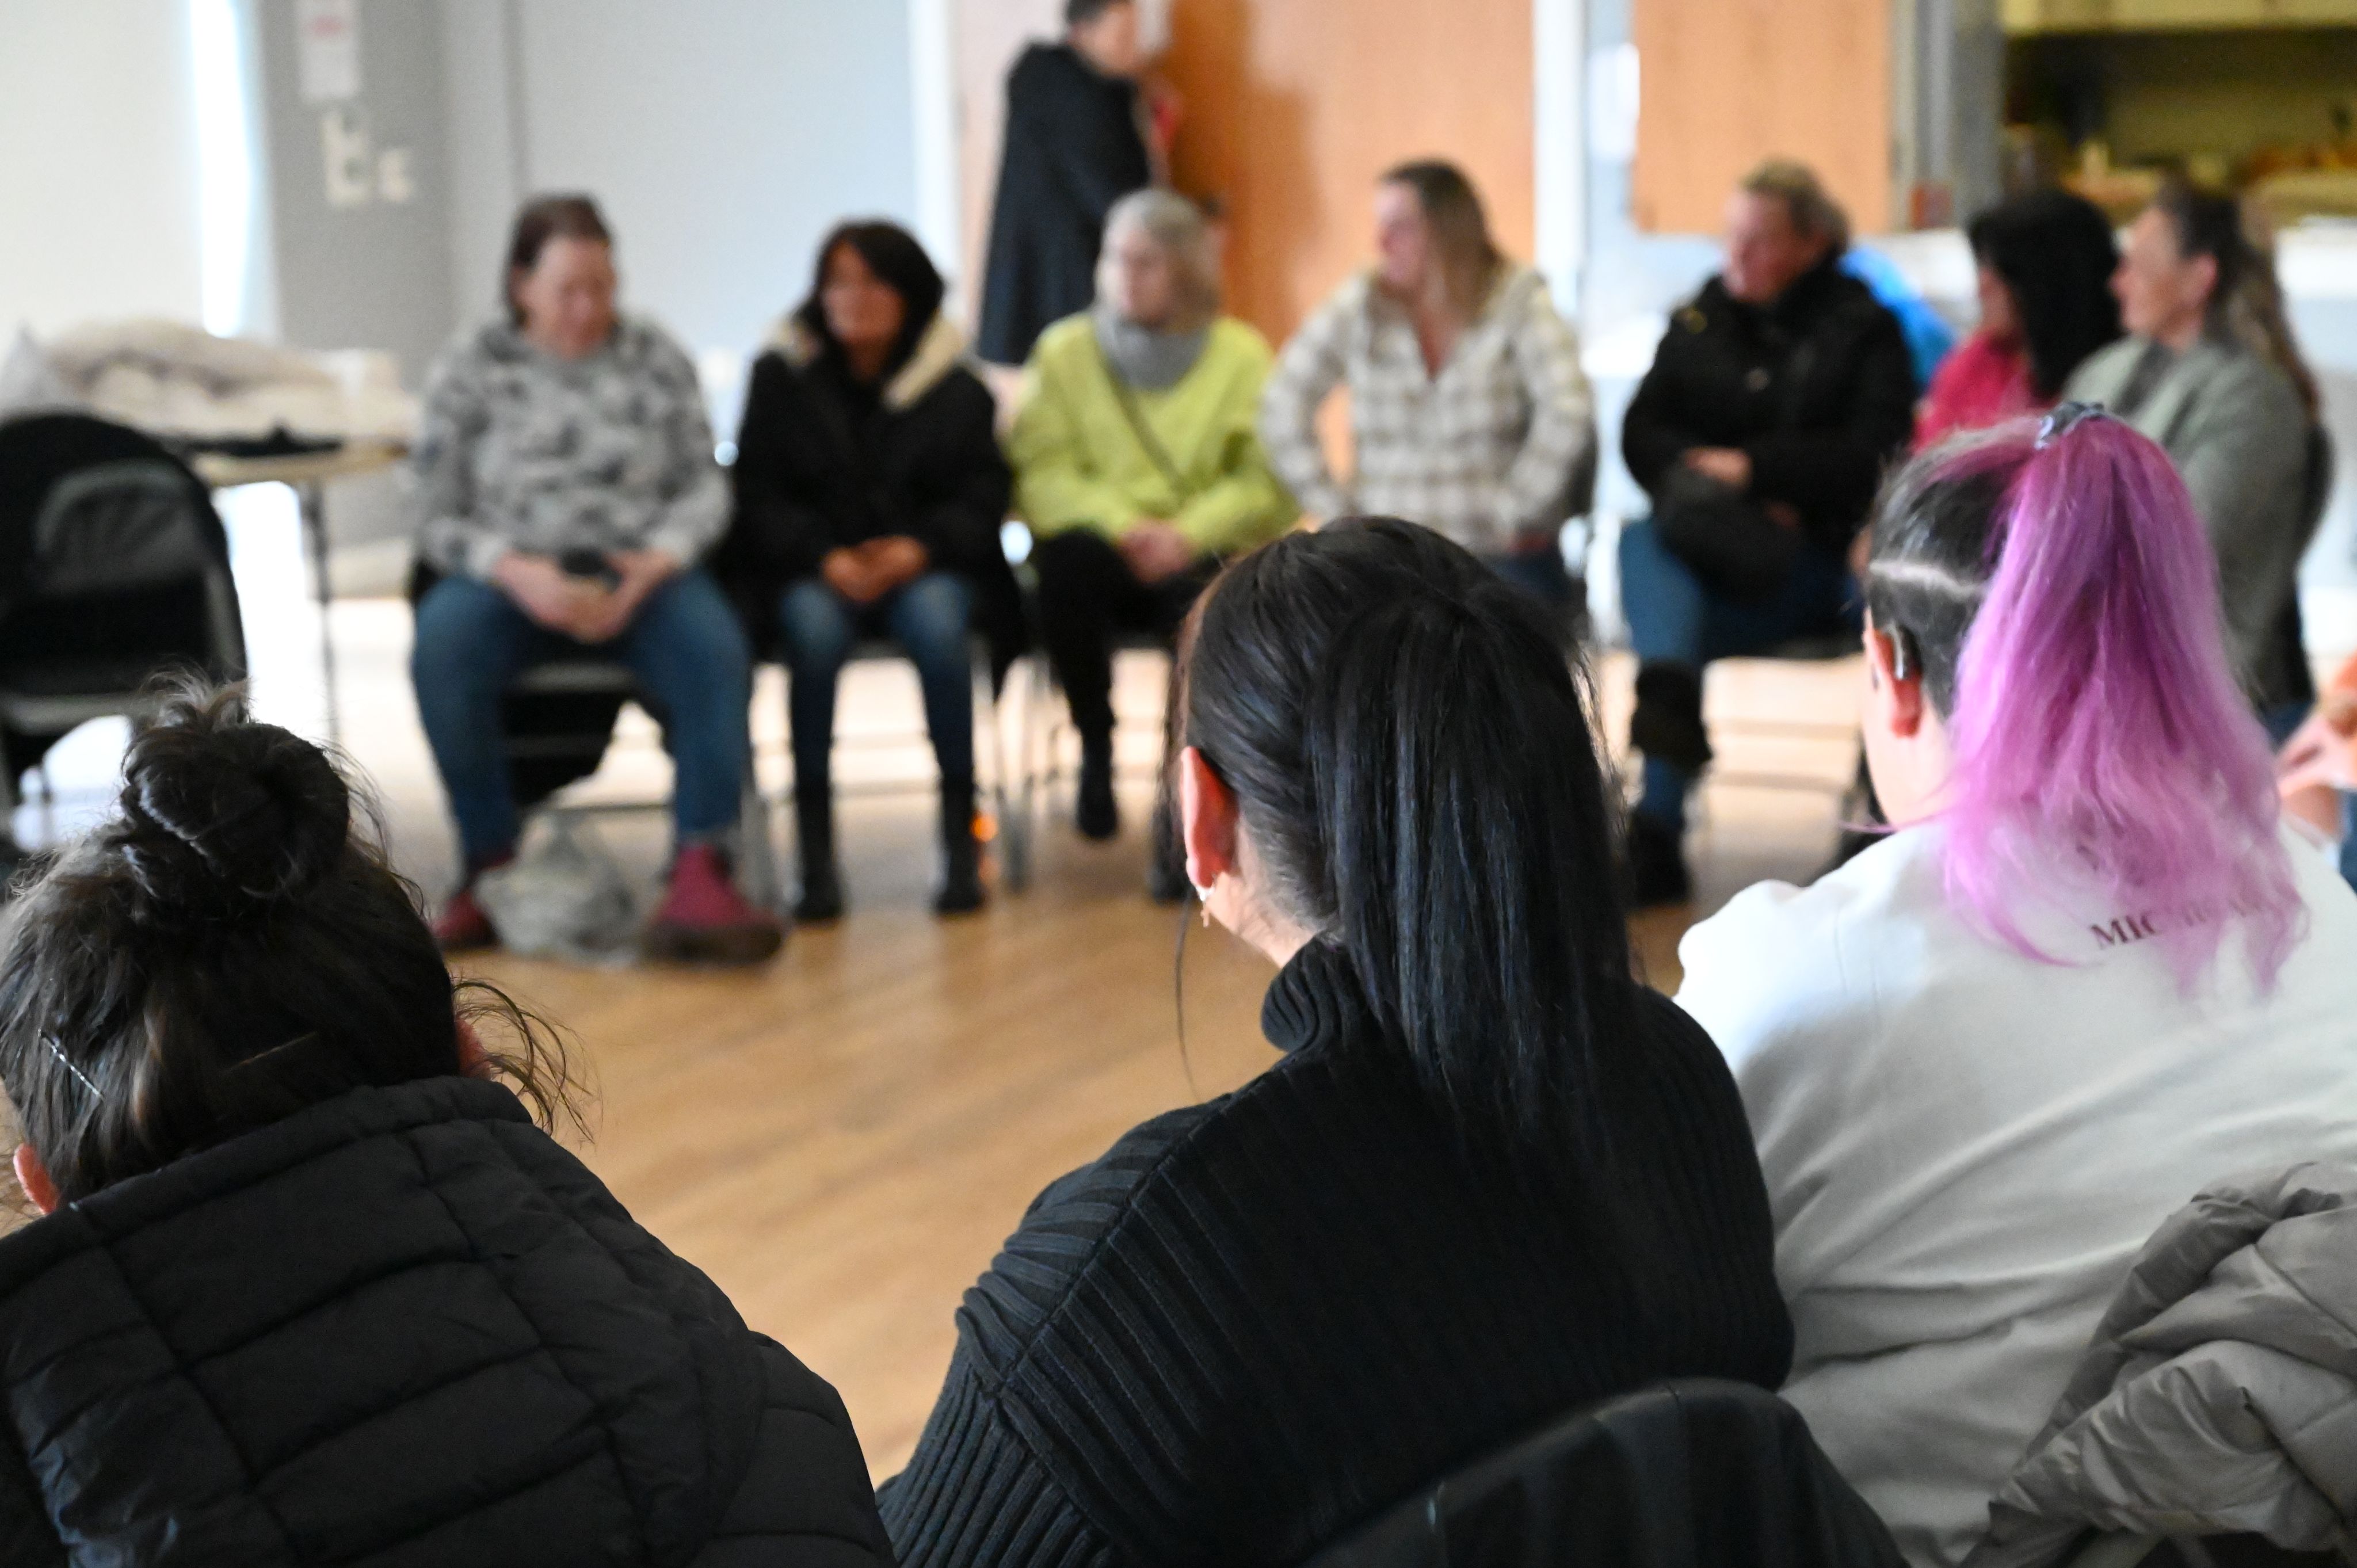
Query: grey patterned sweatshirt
412,316,728,579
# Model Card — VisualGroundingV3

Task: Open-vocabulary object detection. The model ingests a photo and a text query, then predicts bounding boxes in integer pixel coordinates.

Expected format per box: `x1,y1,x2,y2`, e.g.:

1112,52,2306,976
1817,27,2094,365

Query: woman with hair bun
1674,413,2357,1566
0,684,890,1568
879,520,1792,1567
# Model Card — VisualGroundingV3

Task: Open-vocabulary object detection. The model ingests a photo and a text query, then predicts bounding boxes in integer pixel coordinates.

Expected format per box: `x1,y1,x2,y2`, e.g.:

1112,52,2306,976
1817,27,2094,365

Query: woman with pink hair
1673,409,2357,1567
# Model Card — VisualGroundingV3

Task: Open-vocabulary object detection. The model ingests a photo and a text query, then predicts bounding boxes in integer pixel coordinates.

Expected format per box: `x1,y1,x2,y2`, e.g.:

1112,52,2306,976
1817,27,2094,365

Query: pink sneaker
432,883,499,953
643,844,784,965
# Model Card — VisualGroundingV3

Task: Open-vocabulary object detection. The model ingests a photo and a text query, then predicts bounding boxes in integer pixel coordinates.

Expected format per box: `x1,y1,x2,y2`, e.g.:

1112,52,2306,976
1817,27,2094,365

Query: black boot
1075,733,1119,841
1623,811,1694,910
1630,661,1714,774
935,778,987,916
793,789,844,924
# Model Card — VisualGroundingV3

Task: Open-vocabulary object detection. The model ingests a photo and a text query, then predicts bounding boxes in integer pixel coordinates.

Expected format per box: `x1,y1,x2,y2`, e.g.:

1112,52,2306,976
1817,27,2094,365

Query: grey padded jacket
1964,1163,2357,1568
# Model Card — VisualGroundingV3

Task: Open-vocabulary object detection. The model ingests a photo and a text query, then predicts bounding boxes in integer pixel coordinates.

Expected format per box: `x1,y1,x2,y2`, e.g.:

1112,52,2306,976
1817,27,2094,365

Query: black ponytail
1181,519,1638,1168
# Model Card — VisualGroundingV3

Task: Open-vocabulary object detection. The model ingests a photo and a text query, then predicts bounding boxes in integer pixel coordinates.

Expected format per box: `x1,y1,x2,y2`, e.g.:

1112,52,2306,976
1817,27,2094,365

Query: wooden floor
17,597,1868,1480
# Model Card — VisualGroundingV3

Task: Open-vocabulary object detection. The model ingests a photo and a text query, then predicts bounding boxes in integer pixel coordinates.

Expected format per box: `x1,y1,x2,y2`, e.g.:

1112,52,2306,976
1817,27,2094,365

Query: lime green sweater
1008,314,1298,554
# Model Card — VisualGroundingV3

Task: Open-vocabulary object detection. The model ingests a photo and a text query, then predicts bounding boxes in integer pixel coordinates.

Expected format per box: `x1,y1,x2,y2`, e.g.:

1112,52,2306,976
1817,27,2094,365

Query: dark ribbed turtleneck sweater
878,943,1792,1567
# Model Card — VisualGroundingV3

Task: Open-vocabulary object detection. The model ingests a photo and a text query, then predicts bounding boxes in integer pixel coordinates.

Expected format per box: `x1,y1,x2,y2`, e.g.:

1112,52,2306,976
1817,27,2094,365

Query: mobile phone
557,548,622,592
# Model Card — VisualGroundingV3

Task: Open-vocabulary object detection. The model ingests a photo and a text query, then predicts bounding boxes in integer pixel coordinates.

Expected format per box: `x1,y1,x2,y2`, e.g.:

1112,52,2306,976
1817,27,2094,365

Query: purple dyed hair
1864,415,2303,988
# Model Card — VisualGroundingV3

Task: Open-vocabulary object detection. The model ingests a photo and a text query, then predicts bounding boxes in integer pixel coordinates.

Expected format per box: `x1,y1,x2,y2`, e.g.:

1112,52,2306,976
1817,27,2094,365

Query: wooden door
1157,0,1536,346
1631,0,1893,235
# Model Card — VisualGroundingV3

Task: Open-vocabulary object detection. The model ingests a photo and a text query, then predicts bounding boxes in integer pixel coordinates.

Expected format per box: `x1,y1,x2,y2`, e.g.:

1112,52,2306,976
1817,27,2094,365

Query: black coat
1622,258,1917,552
720,318,1024,678
0,1077,892,1568
975,43,1150,367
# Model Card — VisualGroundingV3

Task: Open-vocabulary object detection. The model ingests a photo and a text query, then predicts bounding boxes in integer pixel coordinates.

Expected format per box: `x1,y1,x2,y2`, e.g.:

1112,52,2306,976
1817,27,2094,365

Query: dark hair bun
115,685,351,917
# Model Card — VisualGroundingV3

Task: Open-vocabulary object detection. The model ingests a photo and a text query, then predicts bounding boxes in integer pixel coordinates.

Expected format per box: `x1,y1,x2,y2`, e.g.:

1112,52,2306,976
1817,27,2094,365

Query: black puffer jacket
1622,257,1916,552
0,1077,890,1568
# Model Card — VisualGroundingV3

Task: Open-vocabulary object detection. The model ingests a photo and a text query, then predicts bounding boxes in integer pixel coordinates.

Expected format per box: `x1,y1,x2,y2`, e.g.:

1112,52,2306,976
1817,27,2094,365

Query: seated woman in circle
1257,162,1595,610
412,193,778,964
0,685,889,1566
2068,183,2322,739
878,519,1793,1567
724,222,1018,921
1009,188,1295,865
1674,413,2357,1567
1914,188,2119,449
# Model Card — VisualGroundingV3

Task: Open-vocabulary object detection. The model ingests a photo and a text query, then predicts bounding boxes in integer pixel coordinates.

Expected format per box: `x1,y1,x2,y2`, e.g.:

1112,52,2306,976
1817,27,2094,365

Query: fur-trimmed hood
766,310,972,412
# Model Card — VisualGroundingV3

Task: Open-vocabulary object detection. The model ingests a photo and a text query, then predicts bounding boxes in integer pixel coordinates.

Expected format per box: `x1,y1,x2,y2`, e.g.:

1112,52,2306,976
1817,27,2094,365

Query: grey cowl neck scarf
1092,305,1209,393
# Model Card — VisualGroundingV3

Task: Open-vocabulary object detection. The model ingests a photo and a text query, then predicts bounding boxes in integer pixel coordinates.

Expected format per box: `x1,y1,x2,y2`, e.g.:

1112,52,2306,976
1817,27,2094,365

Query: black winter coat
1622,258,1917,552
975,43,1150,367
0,1077,891,1568
720,315,1025,678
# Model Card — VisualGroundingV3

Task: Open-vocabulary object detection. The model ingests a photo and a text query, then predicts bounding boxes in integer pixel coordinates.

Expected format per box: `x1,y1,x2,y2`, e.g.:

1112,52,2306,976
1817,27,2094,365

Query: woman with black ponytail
879,520,1792,1567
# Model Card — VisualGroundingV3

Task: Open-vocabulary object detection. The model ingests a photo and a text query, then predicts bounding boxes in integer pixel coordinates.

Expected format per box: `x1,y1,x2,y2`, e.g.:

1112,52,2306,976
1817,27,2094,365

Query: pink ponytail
1901,417,2303,987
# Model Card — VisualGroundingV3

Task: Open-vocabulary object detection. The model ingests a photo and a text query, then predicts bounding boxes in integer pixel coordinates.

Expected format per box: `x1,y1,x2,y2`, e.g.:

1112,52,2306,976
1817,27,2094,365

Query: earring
1192,877,1214,926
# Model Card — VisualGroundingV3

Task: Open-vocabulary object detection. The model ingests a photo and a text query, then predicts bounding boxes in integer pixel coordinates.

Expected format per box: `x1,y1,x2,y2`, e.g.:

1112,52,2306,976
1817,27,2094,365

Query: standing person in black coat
878,519,1795,1568
1617,160,1916,907
0,683,891,1568
723,222,1017,920
975,0,1154,367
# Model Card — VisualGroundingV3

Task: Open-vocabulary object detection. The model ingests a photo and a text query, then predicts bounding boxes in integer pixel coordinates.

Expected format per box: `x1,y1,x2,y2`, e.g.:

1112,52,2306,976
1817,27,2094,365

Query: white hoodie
1675,823,2357,1567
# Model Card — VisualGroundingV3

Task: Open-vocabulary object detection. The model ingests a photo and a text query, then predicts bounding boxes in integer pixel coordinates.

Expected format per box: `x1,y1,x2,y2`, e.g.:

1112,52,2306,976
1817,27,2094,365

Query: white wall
0,0,206,337
439,0,922,435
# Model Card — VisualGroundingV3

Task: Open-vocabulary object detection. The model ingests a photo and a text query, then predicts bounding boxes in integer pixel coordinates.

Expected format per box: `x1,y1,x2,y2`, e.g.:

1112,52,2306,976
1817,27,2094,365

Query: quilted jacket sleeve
0,1432,66,1568
693,1338,895,1567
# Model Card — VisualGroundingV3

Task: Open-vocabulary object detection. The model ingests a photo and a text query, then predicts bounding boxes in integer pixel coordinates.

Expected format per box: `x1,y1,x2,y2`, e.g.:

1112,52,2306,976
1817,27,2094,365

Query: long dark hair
0,682,574,1205
502,193,613,326
2152,182,2319,419
1380,161,1506,318
792,220,945,384
1969,189,2120,398
1178,519,1638,1166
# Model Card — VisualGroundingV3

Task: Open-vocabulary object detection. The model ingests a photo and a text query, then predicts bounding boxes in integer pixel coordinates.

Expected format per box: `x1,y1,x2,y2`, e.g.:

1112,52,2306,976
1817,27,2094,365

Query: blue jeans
1619,517,1858,830
411,568,754,865
777,572,975,805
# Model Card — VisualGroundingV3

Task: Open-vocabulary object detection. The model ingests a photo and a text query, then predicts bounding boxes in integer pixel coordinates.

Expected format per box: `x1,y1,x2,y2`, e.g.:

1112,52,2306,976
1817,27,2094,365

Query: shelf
2004,0,2357,32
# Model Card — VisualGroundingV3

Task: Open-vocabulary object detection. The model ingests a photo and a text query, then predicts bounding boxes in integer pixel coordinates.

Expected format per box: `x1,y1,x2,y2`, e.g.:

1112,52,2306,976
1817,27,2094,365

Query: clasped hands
494,547,680,643
821,536,932,606
1683,447,1802,533
1118,520,1195,585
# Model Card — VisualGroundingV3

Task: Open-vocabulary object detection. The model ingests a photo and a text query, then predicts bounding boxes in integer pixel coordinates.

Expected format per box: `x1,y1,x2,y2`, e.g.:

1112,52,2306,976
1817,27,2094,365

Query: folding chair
0,416,247,844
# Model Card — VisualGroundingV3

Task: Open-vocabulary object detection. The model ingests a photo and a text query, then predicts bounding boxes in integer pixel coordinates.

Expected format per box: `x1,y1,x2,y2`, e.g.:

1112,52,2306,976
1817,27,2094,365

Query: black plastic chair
405,561,781,909
0,414,247,839
1303,1379,1905,1568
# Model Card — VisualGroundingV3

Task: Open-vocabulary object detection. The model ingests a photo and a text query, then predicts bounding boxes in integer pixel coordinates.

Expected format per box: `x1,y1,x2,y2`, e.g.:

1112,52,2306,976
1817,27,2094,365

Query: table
191,441,406,745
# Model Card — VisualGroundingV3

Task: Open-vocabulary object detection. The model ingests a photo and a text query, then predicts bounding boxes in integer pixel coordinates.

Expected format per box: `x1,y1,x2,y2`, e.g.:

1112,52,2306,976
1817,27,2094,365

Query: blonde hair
1099,189,1222,331
1380,161,1507,317
1740,159,1851,255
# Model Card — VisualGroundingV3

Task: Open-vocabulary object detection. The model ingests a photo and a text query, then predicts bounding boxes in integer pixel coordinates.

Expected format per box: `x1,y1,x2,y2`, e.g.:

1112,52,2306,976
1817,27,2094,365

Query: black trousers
1031,528,1218,745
